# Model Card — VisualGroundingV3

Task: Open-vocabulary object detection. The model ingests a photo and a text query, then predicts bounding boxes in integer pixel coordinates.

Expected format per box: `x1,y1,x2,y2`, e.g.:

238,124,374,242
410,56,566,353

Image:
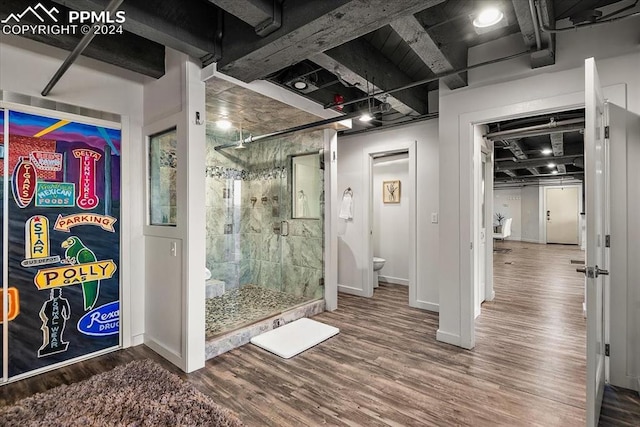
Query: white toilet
372,257,386,288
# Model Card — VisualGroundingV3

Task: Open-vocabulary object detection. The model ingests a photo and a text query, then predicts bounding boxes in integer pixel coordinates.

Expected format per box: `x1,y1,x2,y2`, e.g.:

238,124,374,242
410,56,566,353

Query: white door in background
546,187,579,244
582,57,610,427
478,154,488,315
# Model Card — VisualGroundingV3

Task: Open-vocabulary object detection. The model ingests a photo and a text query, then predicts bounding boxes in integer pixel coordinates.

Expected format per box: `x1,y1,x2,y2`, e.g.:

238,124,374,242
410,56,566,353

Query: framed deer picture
383,180,401,203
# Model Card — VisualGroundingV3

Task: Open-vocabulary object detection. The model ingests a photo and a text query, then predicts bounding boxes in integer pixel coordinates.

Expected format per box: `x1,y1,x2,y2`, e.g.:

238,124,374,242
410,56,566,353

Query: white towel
339,193,353,220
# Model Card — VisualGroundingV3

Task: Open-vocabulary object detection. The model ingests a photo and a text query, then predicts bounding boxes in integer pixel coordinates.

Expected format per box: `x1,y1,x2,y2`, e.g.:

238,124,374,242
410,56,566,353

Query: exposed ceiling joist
527,168,541,175
531,0,556,68
505,139,541,176
310,53,416,116
53,0,222,61
313,38,429,115
506,139,528,160
207,0,272,27
511,0,539,49
2,0,164,78
503,170,517,178
389,15,466,89
217,0,446,82
550,132,564,156
511,0,556,68
497,155,582,171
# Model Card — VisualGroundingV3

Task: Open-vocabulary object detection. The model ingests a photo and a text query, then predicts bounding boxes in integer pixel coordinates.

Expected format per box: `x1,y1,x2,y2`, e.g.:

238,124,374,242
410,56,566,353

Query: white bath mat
250,318,339,359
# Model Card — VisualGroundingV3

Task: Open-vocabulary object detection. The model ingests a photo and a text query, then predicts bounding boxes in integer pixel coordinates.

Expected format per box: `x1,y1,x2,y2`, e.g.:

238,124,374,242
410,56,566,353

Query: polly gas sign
33,260,117,290
11,157,37,208
77,301,119,336
73,149,101,210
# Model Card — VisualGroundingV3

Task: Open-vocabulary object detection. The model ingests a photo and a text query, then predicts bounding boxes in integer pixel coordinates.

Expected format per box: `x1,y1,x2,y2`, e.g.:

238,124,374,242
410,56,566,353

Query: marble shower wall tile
258,261,281,289
289,220,322,238
281,264,323,299
282,236,322,269
206,126,325,299
206,208,227,236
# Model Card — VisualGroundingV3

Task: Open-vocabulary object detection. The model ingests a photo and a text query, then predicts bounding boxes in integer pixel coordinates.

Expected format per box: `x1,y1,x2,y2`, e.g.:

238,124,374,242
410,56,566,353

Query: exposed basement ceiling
2,0,637,133
488,109,585,186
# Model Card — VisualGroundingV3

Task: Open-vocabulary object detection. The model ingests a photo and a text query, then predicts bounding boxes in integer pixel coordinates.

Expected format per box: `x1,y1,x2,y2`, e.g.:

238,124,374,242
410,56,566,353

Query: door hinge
605,343,610,357
605,235,610,248
604,126,610,139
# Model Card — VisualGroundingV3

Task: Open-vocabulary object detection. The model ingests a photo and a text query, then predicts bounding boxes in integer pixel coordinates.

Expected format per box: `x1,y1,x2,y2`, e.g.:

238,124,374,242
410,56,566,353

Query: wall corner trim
338,285,368,297
412,300,439,312
436,329,461,346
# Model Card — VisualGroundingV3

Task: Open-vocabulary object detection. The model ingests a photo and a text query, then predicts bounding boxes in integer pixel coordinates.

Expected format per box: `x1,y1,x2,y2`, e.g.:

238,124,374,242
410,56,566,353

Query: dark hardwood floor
1,241,638,425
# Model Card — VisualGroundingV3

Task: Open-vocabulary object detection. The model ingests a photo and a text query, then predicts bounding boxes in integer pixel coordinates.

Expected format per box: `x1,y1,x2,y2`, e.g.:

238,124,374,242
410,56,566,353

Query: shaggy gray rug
0,359,244,427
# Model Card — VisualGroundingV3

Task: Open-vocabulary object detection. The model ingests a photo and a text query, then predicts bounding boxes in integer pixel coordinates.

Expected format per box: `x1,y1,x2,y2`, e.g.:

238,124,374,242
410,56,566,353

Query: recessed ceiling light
551,170,559,175
541,148,553,155
548,163,556,168
293,80,308,90
473,7,504,28
216,119,232,130
359,113,373,122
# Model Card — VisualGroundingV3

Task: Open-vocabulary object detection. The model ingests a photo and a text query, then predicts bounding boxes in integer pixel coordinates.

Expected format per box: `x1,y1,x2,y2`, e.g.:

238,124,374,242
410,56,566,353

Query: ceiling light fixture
216,119,232,130
541,148,553,155
473,7,504,28
548,163,556,168
359,113,373,122
293,80,308,90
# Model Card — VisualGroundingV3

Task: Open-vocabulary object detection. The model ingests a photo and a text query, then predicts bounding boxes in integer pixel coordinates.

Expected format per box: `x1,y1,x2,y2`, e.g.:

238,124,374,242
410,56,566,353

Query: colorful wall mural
1,110,121,379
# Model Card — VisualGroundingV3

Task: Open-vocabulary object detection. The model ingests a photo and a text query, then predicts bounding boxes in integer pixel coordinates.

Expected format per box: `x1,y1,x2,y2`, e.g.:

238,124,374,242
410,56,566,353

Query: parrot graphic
61,236,99,311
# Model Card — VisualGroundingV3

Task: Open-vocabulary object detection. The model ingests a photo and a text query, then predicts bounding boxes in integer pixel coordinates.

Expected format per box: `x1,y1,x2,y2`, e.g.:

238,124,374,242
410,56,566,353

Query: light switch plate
431,213,438,224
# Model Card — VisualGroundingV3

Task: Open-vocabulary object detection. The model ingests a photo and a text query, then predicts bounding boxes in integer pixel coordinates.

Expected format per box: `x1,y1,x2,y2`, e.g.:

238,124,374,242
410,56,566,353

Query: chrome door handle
595,265,609,276
576,266,609,277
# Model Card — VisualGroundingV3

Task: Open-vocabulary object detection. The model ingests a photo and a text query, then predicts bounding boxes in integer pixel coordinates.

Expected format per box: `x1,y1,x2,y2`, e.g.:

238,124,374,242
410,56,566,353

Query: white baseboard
144,337,184,371
378,275,409,286
131,334,144,347
338,284,368,297
436,329,461,346
521,238,542,243
411,300,439,312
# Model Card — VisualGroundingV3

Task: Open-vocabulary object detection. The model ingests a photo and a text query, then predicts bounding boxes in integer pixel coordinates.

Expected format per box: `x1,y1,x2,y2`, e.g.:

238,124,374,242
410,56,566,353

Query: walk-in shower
204,126,325,338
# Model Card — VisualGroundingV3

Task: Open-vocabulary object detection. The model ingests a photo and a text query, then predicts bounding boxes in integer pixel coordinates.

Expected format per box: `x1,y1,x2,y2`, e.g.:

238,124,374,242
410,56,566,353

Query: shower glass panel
204,128,324,338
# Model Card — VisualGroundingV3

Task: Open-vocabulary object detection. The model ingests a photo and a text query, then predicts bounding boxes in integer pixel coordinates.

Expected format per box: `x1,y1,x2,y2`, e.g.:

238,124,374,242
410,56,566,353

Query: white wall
373,154,409,284
0,35,145,347
493,188,521,241
438,14,640,350
143,50,206,373
337,119,439,310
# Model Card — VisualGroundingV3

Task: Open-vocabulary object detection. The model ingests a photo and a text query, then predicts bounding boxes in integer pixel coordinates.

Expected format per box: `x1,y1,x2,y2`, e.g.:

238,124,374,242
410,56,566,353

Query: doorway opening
363,142,417,307
372,151,410,294
471,107,589,416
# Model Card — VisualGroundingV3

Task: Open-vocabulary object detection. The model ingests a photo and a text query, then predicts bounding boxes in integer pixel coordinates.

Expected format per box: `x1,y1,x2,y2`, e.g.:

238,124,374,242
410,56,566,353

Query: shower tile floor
205,284,309,338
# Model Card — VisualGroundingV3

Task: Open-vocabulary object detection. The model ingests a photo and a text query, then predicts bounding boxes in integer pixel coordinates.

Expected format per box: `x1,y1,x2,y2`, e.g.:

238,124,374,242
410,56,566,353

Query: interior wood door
583,57,609,427
546,187,579,244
